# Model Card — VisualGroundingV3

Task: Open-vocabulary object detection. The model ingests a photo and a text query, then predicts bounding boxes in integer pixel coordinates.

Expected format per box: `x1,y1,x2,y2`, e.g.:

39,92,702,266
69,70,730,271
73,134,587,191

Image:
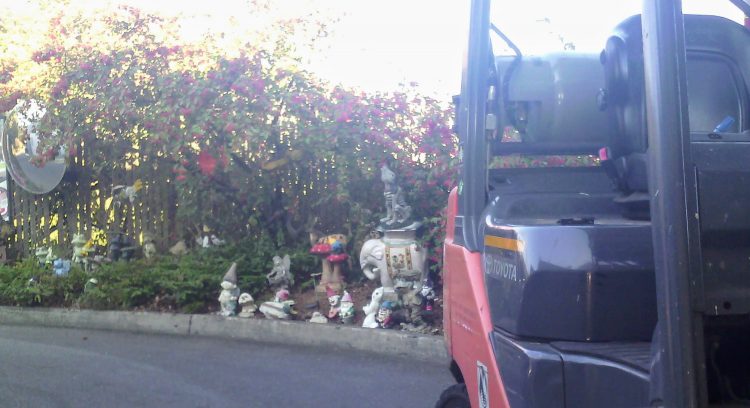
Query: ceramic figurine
362,287,384,328
266,254,293,288
359,232,427,301
45,247,55,265
218,262,240,317
379,163,412,228
420,277,436,312
108,234,123,261
71,233,88,266
34,246,48,266
119,237,137,262
376,300,396,329
198,225,225,248
238,293,257,318
310,234,348,293
326,285,341,320
309,311,328,324
112,179,143,206
339,290,355,324
169,240,188,256
84,278,98,293
53,258,71,276
259,289,296,319
142,232,157,259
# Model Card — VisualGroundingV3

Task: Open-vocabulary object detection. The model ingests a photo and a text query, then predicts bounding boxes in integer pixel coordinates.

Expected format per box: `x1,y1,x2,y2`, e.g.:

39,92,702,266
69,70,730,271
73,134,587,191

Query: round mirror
1,104,66,195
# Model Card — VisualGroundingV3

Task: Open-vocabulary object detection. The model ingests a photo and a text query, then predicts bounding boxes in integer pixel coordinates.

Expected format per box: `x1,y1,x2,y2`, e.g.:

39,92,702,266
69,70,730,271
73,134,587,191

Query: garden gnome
339,290,355,324
71,233,88,266
420,277,436,313
266,254,293,288
142,232,157,260
376,300,396,329
237,293,257,318
362,287,384,328
218,262,240,316
326,285,341,319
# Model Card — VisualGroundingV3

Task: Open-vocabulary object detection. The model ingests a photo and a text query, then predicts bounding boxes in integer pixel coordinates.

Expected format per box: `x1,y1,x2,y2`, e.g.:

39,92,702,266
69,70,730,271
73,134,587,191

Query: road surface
0,325,453,408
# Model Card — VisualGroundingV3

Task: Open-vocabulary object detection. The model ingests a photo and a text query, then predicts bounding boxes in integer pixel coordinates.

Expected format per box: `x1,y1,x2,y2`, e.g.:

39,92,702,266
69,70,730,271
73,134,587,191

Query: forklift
438,0,750,406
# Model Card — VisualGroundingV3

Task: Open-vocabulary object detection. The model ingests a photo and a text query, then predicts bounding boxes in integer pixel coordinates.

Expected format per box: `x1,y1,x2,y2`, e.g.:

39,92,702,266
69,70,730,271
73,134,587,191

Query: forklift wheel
435,383,470,408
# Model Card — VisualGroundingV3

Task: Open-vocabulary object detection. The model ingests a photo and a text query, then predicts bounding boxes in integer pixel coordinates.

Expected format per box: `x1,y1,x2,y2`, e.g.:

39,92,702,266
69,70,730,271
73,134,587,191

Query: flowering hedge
0,4,456,273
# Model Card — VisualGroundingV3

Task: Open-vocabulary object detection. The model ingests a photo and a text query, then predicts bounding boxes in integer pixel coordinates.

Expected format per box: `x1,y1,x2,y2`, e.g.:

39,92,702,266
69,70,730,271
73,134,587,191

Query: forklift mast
442,0,750,406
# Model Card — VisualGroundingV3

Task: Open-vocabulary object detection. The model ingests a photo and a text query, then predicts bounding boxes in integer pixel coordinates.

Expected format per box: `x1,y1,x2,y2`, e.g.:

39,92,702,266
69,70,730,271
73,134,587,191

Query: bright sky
5,0,746,100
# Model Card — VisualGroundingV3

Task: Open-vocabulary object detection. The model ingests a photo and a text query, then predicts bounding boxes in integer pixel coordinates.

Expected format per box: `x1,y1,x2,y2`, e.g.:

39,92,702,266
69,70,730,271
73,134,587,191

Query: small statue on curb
266,254,293,289
45,247,55,266
362,287,384,329
218,262,240,317
326,285,341,320
259,288,296,319
237,293,257,318
420,277,436,313
339,291,355,324
376,300,397,329
142,232,157,260
309,311,328,324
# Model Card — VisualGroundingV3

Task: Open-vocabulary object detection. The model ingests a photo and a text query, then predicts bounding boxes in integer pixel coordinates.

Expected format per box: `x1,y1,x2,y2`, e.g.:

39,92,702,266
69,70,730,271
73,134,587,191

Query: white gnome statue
218,262,240,316
339,290,355,324
362,287,384,328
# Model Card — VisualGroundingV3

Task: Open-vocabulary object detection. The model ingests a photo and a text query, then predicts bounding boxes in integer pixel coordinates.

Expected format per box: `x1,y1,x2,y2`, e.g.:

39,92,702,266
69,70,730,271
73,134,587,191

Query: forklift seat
600,14,750,219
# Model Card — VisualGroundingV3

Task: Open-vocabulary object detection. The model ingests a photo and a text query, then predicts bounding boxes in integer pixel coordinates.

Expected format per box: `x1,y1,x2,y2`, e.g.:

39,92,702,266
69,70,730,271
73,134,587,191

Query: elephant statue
359,237,427,296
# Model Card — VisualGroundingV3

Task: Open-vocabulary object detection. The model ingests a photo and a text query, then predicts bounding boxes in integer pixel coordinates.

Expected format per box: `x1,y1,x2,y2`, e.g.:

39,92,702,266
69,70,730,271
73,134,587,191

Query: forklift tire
435,383,470,408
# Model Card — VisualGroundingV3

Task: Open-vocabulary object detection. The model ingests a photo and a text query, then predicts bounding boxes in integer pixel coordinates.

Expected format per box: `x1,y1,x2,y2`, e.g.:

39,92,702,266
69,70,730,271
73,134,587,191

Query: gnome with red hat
339,290,355,324
326,285,341,319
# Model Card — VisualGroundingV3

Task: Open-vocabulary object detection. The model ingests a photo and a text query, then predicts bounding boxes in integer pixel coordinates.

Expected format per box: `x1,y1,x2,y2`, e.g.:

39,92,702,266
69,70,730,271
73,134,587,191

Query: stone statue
326,285,341,320
339,291,355,324
238,292,257,318
266,254,293,288
379,163,412,228
71,233,88,267
169,240,188,256
34,246,48,266
53,258,71,276
259,288,296,319
218,262,240,316
420,277,436,313
362,287,384,328
45,247,55,265
112,179,142,206
310,234,348,293
142,232,157,260
376,300,397,329
309,311,328,324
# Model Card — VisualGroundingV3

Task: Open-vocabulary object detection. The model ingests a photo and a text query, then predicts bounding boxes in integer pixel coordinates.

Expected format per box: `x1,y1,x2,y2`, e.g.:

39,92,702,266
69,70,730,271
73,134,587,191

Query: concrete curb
0,307,449,363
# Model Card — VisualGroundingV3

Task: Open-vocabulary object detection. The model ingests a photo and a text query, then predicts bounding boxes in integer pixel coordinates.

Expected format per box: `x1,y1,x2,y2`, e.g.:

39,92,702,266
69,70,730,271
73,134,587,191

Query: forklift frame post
455,0,490,251
642,0,706,405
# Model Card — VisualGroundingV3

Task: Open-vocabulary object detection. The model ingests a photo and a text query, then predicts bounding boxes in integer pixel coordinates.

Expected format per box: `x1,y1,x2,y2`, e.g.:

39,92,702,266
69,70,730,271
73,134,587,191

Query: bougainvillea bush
0,2,456,276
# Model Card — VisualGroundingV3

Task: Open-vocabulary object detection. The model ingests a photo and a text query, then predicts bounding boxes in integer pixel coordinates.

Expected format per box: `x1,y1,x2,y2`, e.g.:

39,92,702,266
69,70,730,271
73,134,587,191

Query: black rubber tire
435,383,471,408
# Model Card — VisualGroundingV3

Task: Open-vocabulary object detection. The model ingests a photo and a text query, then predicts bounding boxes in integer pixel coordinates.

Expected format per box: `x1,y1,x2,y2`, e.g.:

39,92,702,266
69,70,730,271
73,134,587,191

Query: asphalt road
0,325,453,408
